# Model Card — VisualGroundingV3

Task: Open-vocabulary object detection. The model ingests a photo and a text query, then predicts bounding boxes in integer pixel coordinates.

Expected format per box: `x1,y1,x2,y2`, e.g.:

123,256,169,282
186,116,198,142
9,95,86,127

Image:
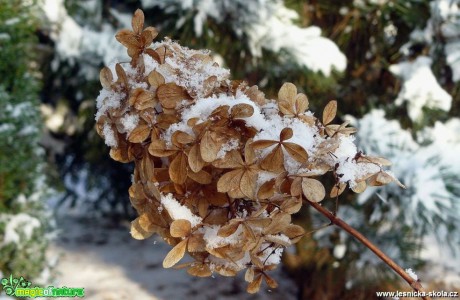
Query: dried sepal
247,275,263,294
128,124,151,143
163,239,188,268
170,219,192,238
302,178,326,203
187,263,212,277
157,83,190,109
148,70,165,90
200,131,221,162
130,218,154,240
322,100,337,125
330,183,346,198
132,9,144,35
100,67,113,89
351,181,367,193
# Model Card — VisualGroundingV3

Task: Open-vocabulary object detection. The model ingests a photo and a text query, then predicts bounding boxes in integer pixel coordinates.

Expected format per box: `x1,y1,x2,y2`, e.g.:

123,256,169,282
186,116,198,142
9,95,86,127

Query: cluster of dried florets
95,10,402,293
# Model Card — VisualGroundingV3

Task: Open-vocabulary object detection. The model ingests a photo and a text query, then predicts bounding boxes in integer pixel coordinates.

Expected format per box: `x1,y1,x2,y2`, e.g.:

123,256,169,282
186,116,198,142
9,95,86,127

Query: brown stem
307,200,431,300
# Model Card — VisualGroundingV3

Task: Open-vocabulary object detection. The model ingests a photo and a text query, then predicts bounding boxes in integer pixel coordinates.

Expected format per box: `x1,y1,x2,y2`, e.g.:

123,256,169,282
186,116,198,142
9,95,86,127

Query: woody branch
307,200,431,300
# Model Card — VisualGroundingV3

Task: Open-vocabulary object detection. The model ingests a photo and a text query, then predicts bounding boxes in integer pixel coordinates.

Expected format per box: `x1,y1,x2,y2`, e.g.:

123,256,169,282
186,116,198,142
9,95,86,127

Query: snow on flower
160,193,203,228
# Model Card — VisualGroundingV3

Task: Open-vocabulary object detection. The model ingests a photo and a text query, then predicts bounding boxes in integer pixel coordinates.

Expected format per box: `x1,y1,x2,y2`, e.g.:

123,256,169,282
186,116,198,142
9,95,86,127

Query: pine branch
307,200,431,300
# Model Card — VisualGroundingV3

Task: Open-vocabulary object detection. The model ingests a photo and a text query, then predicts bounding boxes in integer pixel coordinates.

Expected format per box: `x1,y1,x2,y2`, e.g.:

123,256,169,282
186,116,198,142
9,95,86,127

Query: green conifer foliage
0,0,51,280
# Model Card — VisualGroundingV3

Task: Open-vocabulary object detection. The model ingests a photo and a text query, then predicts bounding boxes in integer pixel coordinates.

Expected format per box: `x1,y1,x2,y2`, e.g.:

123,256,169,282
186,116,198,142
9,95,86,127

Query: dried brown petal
148,140,177,157
240,170,257,199
245,268,255,283
100,67,113,90
163,239,187,268
260,146,284,173
169,153,188,184
157,83,189,109
264,212,291,234
284,224,305,243
280,197,302,214
188,169,212,184
231,103,254,118
200,131,220,162
170,219,192,237
351,181,367,193
330,183,347,197
283,142,308,162
145,48,161,63
322,100,337,125
264,274,278,289
130,218,154,240
188,144,206,172
132,9,145,35
187,263,212,277
295,93,309,114
218,221,241,237
247,275,263,294
134,90,156,111
257,178,275,199
148,70,165,90
128,124,151,143
280,127,293,141
251,140,278,149
278,82,297,102
115,63,128,86
116,29,141,49
187,234,206,252
302,178,325,203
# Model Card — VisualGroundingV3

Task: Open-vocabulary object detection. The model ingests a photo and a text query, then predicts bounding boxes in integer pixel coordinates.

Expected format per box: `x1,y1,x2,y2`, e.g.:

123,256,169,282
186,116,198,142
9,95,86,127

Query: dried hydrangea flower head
95,9,403,293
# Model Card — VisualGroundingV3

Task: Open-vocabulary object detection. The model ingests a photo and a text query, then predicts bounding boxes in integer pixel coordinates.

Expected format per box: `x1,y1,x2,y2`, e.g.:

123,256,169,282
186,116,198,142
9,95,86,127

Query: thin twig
307,200,431,300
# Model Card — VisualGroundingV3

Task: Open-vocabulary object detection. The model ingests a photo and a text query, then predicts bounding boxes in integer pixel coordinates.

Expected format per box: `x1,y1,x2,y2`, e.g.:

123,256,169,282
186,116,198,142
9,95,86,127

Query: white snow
40,0,129,75
0,213,41,248
202,224,244,249
95,89,126,121
156,45,230,97
160,193,202,228
390,56,452,122
405,268,418,281
216,139,240,159
332,135,380,187
102,122,118,147
120,114,140,135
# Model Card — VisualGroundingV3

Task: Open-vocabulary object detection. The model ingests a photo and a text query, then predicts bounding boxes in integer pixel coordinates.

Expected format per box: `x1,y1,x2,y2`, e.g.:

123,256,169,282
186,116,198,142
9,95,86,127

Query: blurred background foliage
1,0,459,299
